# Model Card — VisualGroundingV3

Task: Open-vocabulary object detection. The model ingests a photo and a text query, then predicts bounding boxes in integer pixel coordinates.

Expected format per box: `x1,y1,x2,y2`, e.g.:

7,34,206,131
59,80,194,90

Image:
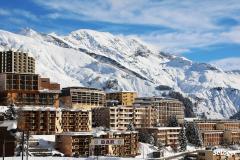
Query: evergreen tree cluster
185,122,203,147
127,121,135,131
139,131,155,145
178,127,187,151
4,105,17,120
167,115,179,127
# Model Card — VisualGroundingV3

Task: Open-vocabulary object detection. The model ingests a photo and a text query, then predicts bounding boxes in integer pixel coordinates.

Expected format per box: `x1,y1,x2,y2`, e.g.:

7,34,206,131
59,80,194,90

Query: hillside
0,28,240,118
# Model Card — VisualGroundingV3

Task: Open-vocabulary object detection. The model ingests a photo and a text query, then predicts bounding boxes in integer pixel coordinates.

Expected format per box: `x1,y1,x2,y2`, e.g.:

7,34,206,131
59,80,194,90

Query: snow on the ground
136,142,158,159
0,106,8,113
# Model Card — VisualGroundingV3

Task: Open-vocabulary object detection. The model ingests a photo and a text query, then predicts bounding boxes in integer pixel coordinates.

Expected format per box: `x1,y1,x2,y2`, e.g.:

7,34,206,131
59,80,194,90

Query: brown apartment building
0,50,35,74
201,131,224,146
17,107,92,135
192,120,240,146
106,91,137,106
93,106,133,130
55,130,139,157
61,109,92,132
0,73,60,108
137,127,181,146
133,97,184,127
60,87,106,109
93,97,184,130
39,78,60,91
17,107,62,135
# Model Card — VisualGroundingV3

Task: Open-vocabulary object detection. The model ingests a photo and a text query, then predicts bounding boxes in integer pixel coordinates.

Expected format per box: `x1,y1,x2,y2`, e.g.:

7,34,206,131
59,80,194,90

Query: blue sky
0,0,240,70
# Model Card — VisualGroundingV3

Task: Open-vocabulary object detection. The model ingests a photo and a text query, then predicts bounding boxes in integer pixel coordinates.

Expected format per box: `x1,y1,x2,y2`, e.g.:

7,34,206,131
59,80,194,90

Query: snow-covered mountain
0,28,240,119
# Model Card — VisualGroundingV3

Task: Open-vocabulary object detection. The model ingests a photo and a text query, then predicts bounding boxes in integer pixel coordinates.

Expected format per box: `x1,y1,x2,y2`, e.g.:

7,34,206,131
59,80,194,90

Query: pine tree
167,115,179,127
185,122,203,147
148,134,155,145
194,123,203,147
155,140,164,150
178,127,187,152
127,121,135,131
4,105,17,120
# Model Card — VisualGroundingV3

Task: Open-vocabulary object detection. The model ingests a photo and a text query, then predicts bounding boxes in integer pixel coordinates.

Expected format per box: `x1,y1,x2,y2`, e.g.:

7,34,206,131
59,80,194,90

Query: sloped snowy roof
0,120,17,130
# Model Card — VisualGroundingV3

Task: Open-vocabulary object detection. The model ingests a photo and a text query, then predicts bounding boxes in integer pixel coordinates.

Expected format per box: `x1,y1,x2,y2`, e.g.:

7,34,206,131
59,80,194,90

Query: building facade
55,130,138,157
193,120,240,146
106,91,137,106
61,109,92,132
39,78,60,91
201,131,224,146
0,73,39,91
133,97,184,127
0,50,35,74
133,105,157,128
0,73,60,108
17,107,62,135
137,127,181,146
93,106,133,130
60,87,106,110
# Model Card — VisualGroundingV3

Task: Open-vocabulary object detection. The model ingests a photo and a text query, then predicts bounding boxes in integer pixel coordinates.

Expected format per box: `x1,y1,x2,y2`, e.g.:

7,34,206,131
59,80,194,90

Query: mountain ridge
0,28,240,118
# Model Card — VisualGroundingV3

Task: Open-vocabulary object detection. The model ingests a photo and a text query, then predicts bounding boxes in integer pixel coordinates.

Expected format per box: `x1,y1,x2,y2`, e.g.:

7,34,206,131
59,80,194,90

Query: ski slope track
0,28,240,119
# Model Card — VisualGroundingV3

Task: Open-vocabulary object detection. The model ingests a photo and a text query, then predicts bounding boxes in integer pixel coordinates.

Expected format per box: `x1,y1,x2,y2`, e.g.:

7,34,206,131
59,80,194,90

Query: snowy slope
0,28,240,118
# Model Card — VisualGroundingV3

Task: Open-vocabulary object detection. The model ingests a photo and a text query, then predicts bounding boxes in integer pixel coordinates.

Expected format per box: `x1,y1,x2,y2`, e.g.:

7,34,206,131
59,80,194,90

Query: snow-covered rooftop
0,120,17,130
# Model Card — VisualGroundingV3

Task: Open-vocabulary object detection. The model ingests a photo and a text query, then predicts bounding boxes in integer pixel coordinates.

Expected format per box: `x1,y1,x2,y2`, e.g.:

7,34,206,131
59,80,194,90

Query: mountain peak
19,28,40,36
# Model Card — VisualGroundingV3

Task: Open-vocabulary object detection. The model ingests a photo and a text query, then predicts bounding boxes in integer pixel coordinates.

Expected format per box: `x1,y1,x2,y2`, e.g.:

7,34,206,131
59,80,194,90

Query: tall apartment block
0,73,60,108
133,105,157,128
133,97,184,127
106,91,137,106
93,106,134,130
60,87,106,109
55,130,138,157
17,107,62,135
61,109,92,132
0,50,35,74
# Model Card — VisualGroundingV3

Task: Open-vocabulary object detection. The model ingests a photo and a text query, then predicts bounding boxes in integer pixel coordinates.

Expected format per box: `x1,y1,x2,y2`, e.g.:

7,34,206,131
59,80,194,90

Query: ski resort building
133,105,157,128
193,120,240,146
17,107,62,135
196,122,217,131
92,105,133,130
137,127,181,146
0,73,60,108
60,87,106,110
0,50,35,74
61,109,92,132
55,130,139,157
39,78,60,91
201,131,224,146
17,107,92,134
133,97,184,127
106,91,137,106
